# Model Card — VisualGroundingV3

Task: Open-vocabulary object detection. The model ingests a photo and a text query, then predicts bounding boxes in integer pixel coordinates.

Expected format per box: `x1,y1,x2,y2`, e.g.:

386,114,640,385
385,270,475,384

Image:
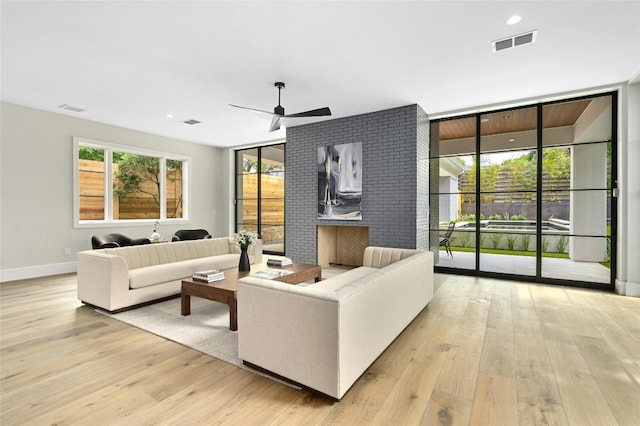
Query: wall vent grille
58,104,86,113
492,30,537,52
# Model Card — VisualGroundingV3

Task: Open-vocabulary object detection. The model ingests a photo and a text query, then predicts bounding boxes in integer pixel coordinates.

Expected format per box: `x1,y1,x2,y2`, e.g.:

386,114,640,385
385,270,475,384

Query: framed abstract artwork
317,142,362,220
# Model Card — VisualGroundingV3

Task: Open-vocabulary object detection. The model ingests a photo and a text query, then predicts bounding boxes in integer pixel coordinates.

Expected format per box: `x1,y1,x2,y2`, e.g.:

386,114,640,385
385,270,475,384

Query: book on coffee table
192,269,225,282
250,269,293,280
267,257,293,266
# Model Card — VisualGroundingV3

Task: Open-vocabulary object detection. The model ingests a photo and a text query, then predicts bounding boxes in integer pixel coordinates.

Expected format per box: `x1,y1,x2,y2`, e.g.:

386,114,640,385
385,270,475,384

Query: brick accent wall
285,104,431,264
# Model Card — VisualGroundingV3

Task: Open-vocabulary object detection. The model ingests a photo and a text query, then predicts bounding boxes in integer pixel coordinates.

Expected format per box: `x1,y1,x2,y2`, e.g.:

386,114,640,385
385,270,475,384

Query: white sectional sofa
237,246,433,400
77,237,262,312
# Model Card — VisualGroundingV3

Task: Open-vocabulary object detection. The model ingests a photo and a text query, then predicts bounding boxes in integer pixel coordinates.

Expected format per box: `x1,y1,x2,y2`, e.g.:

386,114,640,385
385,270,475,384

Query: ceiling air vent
58,104,86,113
492,30,537,52
183,119,201,125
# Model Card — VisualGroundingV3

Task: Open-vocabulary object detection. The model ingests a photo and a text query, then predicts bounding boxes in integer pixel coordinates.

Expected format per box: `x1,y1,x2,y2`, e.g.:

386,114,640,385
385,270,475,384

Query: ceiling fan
229,82,332,132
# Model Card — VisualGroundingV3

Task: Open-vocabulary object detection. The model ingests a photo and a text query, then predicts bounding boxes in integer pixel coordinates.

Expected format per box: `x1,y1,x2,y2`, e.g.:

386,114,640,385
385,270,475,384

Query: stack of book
251,269,293,280
192,269,225,282
267,257,293,267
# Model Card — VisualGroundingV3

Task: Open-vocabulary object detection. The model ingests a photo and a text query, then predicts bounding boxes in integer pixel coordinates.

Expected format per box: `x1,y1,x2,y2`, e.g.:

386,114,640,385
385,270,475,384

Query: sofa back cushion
101,237,235,269
310,267,378,292
363,246,419,268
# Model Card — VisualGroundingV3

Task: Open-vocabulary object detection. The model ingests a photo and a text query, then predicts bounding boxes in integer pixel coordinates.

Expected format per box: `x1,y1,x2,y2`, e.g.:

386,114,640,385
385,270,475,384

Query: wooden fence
239,173,285,243
79,159,183,220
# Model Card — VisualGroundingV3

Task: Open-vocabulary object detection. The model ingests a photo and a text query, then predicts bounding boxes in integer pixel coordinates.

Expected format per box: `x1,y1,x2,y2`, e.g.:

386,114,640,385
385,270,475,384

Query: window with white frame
73,137,188,227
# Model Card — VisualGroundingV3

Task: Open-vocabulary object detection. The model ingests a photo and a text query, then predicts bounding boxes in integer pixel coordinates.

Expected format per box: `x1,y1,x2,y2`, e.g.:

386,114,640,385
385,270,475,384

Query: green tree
479,158,498,203
114,154,161,204
243,159,283,174
503,152,536,201
460,159,476,203
113,154,183,218
79,146,104,161
542,148,570,201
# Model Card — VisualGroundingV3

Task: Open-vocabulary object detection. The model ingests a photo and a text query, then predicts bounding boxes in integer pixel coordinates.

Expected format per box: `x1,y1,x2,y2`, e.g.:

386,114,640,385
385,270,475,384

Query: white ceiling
2,1,639,148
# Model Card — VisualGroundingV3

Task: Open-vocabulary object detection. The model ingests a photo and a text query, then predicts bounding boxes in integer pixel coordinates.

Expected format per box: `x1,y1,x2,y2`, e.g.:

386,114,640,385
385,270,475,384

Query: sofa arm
237,277,340,397
337,250,434,397
77,251,130,311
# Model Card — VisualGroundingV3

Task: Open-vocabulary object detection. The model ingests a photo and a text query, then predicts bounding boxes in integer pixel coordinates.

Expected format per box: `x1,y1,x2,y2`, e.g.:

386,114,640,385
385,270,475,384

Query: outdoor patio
437,250,610,284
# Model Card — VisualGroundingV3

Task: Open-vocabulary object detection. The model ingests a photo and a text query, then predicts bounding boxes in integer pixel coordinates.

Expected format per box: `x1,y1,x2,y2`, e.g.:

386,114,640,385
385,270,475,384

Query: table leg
229,297,237,331
181,293,191,316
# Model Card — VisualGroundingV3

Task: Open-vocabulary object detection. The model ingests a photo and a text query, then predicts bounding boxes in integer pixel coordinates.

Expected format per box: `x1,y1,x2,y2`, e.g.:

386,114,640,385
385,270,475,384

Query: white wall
617,80,640,296
0,102,228,281
439,176,458,222
569,143,607,261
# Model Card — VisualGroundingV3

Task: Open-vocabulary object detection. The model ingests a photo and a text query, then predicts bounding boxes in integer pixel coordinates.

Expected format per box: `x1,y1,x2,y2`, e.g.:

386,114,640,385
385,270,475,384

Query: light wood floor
1,273,639,425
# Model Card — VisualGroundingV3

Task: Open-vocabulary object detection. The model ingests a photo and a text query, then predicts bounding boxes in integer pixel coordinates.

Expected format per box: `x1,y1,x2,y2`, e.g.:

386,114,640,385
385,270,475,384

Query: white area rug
98,297,297,386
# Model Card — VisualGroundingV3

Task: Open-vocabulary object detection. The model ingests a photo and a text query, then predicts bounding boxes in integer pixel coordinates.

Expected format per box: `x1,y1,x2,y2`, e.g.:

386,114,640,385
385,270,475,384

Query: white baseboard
0,261,77,283
615,278,640,297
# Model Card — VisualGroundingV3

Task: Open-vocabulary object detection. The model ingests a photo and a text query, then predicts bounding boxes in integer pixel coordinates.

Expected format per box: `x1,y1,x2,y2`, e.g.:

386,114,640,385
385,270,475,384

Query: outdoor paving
437,250,610,284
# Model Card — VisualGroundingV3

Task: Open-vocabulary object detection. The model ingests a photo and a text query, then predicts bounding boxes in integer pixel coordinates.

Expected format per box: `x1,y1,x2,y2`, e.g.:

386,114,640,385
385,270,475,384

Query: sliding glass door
235,143,285,255
430,92,616,289
432,115,476,271
478,106,537,278
540,97,614,284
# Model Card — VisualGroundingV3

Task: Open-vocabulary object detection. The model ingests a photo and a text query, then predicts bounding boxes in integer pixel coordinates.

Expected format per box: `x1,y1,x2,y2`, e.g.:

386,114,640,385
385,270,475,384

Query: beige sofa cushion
129,254,239,289
310,266,378,292
100,238,235,269
363,246,418,268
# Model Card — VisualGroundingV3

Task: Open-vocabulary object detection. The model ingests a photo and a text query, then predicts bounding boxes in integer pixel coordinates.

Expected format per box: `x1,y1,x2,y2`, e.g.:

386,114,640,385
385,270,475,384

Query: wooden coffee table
181,263,322,331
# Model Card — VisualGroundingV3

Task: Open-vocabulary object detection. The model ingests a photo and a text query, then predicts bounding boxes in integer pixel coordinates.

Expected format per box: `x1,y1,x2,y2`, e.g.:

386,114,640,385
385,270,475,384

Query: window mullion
159,158,167,220
106,148,113,221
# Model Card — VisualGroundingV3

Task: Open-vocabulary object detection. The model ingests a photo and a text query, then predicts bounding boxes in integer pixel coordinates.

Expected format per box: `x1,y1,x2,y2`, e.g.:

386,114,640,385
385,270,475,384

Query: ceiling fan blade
229,104,277,117
231,82,331,132
284,107,332,118
269,116,282,132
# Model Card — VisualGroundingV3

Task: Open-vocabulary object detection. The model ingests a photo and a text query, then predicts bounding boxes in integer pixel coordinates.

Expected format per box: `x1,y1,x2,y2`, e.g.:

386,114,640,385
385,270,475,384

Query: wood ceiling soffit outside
439,100,592,141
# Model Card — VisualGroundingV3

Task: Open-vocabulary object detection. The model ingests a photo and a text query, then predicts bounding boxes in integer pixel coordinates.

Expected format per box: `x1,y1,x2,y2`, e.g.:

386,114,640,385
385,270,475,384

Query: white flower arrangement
234,229,258,249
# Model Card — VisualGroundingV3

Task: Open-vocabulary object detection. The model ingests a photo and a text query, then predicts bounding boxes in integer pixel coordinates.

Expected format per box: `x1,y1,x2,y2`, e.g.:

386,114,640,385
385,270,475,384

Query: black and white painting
318,142,362,220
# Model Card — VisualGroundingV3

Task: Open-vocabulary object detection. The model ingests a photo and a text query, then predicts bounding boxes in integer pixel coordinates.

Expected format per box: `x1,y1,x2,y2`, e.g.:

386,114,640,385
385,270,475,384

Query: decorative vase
239,247,250,271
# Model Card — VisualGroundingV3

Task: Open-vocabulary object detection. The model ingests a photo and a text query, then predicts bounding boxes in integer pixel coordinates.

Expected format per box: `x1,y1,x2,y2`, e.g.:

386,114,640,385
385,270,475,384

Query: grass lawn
448,247,610,269
450,246,570,259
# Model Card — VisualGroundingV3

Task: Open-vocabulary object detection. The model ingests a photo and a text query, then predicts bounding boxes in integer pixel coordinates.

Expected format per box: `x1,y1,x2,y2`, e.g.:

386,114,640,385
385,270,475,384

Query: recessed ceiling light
507,15,522,25
166,114,174,119
508,138,515,142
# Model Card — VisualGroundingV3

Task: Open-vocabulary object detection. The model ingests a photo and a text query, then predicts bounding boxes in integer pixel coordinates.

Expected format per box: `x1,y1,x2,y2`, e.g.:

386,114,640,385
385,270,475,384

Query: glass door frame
234,143,286,256
431,91,617,291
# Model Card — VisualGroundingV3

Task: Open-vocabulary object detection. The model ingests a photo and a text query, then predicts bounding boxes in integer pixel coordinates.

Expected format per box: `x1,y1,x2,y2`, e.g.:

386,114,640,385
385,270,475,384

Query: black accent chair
171,229,212,242
91,233,151,249
439,222,456,258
